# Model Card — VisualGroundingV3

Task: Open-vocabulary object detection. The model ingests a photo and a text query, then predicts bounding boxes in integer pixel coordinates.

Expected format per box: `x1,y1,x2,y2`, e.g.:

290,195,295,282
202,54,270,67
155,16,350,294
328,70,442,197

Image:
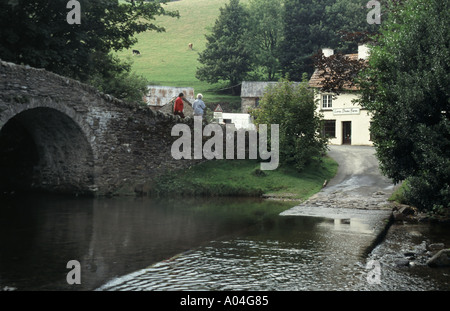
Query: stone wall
241,97,257,113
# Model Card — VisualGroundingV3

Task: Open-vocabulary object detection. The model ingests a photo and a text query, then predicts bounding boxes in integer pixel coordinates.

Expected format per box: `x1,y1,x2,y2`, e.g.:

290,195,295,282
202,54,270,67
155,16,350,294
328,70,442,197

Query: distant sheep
132,49,140,55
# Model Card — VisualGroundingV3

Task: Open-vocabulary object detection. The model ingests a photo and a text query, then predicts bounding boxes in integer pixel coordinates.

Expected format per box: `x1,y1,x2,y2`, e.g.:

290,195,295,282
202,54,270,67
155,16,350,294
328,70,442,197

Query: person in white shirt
193,93,206,117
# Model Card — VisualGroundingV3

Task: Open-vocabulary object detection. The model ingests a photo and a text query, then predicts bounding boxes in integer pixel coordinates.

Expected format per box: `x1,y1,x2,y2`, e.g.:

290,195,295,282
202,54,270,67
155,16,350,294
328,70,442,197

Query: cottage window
322,120,336,138
322,94,333,109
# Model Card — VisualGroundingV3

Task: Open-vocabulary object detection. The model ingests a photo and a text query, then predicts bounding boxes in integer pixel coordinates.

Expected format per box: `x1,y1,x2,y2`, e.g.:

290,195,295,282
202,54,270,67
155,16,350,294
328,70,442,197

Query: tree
250,79,328,171
322,0,378,52
359,0,450,211
196,0,252,94
279,0,331,80
87,55,149,103
311,50,368,95
247,0,284,81
0,0,178,102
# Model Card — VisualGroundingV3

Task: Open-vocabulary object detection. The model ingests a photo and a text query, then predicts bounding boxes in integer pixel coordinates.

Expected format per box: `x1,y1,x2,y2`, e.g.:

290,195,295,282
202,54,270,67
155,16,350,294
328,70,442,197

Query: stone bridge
0,60,199,196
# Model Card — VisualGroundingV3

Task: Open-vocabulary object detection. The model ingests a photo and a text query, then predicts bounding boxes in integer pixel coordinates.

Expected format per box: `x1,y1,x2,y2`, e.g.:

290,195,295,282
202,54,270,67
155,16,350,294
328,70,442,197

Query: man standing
173,93,185,118
193,93,206,118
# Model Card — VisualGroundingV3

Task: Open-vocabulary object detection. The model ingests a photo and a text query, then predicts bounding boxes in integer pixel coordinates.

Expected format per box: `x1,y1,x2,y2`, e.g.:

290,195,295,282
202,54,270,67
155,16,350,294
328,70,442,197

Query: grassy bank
151,157,338,200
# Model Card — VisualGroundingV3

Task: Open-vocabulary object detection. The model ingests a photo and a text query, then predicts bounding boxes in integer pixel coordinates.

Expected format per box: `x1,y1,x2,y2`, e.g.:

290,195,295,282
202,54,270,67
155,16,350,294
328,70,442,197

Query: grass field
117,0,250,104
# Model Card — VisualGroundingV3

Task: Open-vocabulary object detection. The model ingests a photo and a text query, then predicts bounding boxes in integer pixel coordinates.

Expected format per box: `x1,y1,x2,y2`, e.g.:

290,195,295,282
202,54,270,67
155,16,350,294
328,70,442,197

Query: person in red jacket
173,93,185,118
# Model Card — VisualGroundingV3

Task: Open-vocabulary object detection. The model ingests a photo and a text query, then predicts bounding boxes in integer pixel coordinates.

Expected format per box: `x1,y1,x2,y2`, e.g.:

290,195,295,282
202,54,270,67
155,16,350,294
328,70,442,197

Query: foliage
359,0,450,211
323,0,379,51
388,180,410,205
311,50,368,95
0,0,178,101
247,0,284,81
87,55,149,103
196,0,253,94
250,80,328,171
114,0,251,105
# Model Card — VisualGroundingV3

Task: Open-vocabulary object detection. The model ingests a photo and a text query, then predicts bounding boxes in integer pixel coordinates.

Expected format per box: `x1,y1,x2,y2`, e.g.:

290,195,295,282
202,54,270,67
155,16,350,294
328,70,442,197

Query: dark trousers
174,110,185,118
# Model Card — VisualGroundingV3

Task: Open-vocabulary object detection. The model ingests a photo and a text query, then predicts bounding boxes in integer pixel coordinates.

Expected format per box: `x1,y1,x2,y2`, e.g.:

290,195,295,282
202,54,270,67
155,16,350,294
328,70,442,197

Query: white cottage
309,45,373,146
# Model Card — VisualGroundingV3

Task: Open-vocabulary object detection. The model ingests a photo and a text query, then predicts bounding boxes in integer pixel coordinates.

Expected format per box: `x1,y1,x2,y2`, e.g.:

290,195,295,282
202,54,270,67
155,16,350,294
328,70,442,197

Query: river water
0,194,448,291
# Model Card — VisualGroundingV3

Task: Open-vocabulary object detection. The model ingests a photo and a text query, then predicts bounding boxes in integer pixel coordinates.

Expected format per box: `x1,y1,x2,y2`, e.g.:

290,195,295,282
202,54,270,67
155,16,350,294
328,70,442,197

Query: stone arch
0,104,96,195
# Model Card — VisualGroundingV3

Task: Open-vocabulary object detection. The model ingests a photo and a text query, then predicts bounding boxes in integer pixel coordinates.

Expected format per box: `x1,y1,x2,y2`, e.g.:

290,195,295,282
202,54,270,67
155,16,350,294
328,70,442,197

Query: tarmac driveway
320,145,395,204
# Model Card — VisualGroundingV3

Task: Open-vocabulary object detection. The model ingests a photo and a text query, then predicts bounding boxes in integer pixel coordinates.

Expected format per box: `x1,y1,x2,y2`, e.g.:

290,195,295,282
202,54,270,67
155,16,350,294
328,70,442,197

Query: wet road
282,145,395,239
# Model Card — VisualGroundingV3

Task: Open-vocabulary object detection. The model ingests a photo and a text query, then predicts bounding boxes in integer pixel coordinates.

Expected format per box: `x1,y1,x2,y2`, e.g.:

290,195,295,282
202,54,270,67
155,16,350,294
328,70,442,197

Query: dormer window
322,94,333,109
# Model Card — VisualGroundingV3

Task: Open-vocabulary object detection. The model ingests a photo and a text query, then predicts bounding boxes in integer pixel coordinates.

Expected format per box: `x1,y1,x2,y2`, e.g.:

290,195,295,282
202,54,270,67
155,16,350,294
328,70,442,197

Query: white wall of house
221,113,256,130
316,92,373,146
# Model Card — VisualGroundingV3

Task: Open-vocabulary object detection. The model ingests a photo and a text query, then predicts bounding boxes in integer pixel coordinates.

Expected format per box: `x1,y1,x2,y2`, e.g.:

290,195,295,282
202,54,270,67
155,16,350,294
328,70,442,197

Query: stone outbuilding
240,81,279,113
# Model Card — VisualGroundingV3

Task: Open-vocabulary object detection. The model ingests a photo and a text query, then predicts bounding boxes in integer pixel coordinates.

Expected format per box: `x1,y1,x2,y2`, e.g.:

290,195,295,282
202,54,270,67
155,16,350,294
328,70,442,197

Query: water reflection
0,194,449,291
0,195,94,290
98,215,381,291
317,218,374,234
0,195,290,290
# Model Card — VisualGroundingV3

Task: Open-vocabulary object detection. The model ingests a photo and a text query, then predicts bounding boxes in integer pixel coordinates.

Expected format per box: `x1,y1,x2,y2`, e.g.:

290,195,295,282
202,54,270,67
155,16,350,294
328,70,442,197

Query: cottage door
342,121,352,145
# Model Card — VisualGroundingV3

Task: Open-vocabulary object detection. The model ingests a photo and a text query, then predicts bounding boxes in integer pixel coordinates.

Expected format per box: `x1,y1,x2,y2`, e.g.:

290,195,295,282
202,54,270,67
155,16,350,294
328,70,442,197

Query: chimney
322,48,334,58
358,44,370,60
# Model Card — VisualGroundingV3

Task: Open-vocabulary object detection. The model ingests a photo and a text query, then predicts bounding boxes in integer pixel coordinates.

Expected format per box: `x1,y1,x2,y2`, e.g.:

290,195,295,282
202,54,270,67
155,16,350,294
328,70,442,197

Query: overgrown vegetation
388,180,410,205
250,79,328,171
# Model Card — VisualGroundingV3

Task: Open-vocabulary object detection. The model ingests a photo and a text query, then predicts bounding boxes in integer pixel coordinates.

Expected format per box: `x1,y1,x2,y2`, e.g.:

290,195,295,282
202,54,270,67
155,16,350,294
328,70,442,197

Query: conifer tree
196,0,252,94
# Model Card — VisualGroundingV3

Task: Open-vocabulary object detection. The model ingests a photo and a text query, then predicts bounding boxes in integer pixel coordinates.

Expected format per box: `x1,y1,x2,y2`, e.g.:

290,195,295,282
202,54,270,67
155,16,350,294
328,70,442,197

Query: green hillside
117,0,250,104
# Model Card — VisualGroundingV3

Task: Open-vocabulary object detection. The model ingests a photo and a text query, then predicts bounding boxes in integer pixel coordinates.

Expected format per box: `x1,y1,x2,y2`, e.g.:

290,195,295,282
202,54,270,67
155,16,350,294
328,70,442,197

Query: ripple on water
97,218,450,291
98,237,371,291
